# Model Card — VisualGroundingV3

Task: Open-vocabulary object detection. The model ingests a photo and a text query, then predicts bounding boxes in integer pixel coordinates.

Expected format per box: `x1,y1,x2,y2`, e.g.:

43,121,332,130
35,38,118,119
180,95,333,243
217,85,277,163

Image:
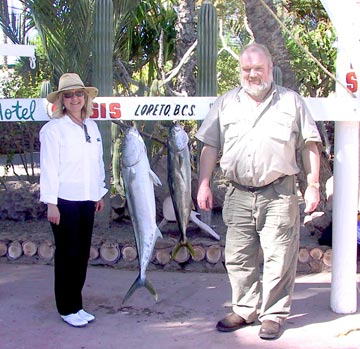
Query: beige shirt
196,85,321,187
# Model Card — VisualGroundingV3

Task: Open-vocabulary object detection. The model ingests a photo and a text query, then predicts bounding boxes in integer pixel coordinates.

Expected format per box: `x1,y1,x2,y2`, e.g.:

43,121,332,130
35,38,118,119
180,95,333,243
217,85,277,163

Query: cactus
40,81,52,98
93,0,114,226
143,79,161,160
196,1,218,225
93,0,113,96
112,135,125,197
273,65,283,86
196,0,218,96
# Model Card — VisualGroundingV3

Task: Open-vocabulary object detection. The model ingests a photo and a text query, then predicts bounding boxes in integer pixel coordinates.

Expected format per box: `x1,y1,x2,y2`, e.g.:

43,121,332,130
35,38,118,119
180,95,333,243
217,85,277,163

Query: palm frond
27,0,94,82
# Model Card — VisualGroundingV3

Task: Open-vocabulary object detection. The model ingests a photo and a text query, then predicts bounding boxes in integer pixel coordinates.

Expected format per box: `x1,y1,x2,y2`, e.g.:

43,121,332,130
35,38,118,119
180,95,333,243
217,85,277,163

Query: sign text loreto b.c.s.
0,96,216,122
2,93,360,123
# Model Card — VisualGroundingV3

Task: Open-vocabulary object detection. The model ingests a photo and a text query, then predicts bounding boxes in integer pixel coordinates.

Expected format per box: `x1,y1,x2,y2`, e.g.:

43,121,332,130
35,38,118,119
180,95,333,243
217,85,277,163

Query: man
196,43,321,340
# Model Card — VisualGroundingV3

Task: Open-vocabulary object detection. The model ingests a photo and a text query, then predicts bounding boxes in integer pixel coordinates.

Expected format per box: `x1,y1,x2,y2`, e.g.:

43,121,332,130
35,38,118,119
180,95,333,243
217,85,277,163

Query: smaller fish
167,121,195,259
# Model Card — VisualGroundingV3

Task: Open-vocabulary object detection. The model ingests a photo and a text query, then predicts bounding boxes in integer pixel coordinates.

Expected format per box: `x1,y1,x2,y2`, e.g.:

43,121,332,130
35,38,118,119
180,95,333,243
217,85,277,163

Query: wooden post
329,32,359,313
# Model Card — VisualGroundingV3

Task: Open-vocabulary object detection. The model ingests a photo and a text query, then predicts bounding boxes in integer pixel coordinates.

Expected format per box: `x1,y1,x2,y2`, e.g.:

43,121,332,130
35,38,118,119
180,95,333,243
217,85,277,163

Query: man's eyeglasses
63,90,85,98
83,124,91,143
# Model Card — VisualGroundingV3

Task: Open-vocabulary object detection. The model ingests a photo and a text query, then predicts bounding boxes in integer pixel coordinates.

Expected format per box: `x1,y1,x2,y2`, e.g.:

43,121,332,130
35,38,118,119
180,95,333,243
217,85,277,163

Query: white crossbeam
0,43,35,57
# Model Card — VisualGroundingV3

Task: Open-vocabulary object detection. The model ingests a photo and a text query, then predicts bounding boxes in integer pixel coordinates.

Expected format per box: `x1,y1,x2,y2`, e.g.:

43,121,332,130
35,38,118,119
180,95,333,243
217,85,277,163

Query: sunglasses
63,90,85,98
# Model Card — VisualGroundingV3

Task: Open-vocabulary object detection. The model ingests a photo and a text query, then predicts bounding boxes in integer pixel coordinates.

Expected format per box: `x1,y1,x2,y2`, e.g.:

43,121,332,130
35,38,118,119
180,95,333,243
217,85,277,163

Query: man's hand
197,184,213,211
303,185,320,214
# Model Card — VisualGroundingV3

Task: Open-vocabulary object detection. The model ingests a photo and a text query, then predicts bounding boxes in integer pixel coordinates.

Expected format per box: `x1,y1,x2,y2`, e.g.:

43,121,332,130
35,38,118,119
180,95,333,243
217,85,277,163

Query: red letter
91,103,99,118
346,72,358,93
109,103,121,119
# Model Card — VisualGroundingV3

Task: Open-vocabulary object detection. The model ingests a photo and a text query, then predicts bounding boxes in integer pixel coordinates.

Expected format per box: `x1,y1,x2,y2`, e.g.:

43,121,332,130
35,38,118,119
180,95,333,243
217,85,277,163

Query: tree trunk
100,241,121,264
322,249,332,267
89,246,99,261
191,245,206,262
173,246,190,263
298,247,310,263
22,240,38,257
205,245,222,264
121,245,137,262
243,0,299,91
174,0,196,96
7,241,22,260
38,241,55,260
0,241,8,257
155,249,172,265
310,247,324,260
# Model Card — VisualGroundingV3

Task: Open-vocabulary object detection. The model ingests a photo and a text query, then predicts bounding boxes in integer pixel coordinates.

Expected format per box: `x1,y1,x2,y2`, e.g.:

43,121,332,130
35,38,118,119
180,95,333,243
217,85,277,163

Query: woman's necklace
68,112,83,127
67,112,91,143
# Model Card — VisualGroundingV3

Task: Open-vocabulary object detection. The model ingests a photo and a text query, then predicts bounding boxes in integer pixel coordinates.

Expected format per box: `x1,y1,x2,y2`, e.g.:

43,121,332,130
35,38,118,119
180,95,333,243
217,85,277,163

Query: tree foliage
281,0,336,97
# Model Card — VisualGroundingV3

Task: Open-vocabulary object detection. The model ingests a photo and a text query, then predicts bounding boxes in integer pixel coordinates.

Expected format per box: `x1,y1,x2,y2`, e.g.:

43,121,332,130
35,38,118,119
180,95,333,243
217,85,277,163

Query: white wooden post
331,120,359,313
328,36,359,313
320,0,360,313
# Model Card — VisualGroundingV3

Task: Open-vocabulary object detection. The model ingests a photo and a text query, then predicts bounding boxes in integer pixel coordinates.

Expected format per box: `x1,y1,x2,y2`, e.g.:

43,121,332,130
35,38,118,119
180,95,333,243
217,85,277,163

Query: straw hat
46,73,98,103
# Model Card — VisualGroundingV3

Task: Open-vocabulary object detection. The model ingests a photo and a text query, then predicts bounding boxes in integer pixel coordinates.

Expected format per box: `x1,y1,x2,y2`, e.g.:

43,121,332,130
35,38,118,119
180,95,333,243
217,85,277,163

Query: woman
39,73,108,327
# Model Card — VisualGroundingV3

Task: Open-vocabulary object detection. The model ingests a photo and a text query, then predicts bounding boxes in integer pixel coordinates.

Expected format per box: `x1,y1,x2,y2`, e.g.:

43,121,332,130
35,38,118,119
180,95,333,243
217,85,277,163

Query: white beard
241,78,272,97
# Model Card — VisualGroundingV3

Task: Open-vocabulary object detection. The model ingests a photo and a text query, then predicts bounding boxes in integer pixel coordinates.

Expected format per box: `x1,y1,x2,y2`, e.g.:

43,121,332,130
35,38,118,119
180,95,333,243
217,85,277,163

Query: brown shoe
216,313,249,332
259,320,281,339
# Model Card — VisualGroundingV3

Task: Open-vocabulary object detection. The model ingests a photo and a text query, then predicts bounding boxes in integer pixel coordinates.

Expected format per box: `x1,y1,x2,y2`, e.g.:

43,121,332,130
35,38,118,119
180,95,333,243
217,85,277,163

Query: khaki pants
222,175,299,325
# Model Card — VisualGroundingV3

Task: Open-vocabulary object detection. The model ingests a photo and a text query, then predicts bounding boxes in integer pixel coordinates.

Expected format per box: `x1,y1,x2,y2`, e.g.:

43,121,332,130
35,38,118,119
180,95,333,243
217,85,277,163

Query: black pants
51,199,95,315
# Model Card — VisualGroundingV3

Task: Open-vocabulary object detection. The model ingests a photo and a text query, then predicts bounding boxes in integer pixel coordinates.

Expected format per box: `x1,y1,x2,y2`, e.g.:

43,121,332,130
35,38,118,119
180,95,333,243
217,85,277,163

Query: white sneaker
61,313,88,327
77,309,95,322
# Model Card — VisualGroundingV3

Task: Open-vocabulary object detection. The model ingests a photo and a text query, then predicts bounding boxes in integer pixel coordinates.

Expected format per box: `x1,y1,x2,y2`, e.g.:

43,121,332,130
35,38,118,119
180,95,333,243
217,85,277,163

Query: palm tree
243,0,299,91
174,0,196,96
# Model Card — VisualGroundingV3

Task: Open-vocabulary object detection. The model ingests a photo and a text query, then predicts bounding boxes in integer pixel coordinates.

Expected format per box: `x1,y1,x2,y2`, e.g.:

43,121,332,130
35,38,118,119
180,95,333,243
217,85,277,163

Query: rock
0,181,46,221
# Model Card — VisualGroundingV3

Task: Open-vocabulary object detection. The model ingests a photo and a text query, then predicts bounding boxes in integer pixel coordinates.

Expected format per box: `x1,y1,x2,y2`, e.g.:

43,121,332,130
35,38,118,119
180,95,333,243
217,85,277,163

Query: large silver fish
167,121,195,258
122,126,162,303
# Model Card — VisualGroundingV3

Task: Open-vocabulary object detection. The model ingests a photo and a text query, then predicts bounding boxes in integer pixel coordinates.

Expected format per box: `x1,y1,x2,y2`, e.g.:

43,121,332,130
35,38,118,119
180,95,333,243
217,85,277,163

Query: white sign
2,95,360,123
0,96,216,122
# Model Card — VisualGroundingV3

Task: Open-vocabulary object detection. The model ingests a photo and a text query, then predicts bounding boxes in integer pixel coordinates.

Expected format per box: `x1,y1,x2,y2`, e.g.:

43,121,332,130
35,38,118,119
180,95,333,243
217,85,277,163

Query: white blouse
39,115,108,205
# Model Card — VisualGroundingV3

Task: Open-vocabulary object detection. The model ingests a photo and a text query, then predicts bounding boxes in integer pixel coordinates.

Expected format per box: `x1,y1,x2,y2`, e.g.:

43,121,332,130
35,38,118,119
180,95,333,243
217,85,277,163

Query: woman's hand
47,203,60,225
95,198,105,212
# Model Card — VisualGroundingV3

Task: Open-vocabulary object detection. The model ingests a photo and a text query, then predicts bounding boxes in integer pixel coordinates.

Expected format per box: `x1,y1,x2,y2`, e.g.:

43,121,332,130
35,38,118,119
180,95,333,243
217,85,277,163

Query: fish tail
145,278,158,302
185,240,196,257
171,240,195,260
122,275,158,304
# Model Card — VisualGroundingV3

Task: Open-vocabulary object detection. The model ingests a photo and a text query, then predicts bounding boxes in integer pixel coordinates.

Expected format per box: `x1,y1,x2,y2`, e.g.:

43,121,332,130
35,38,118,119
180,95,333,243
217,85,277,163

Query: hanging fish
167,121,195,259
122,126,162,303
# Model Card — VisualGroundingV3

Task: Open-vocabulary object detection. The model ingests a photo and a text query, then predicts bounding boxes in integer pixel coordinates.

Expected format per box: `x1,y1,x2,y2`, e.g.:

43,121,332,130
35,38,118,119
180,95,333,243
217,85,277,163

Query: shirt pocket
221,105,248,142
266,112,293,142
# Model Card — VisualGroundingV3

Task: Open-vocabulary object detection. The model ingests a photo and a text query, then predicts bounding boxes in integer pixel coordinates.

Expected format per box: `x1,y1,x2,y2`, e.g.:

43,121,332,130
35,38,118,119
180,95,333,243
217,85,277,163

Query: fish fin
149,170,162,186
158,218,167,231
185,240,195,257
179,153,184,168
145,278,158,302
190,211,220,241
122,275,158,304
122,274,143,304
128,167,136,183
171,240,195,260
156,227,163,239
171,243,181,260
